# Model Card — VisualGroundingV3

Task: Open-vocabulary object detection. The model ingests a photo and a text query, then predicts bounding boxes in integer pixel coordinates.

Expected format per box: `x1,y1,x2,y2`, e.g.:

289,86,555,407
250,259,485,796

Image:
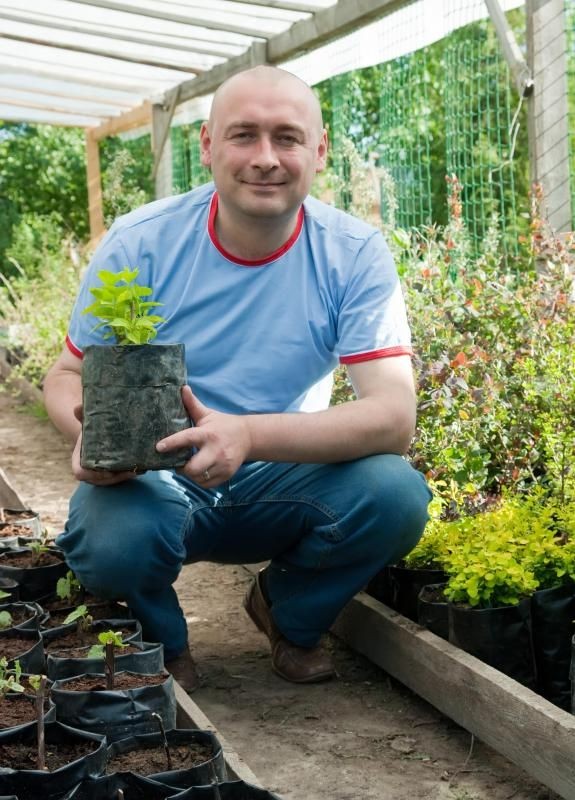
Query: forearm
43,367,82,445
245,395,415,463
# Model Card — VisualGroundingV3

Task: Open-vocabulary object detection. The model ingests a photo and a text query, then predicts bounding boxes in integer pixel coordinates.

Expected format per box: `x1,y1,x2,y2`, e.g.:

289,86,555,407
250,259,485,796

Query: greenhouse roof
0,0,402,130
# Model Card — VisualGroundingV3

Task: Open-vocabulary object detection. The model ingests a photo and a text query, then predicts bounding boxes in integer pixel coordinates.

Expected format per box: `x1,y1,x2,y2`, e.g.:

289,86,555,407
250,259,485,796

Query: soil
107,740,215,776
44,627,139,658
0,634,41,662
0,693,52,730
58,672,167,692
0,549,62,568
0,384,562,800
43,602,130,628
0,602,39,629
0,739,98,771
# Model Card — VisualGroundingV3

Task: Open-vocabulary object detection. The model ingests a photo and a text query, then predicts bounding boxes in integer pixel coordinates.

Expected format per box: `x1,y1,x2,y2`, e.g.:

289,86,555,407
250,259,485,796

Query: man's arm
158,355,416,486
43,347,83,445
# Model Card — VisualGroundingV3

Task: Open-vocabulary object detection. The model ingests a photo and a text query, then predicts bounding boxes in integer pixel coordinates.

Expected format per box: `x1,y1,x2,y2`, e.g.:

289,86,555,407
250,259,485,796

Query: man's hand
71,404,138,486
156,386,252,487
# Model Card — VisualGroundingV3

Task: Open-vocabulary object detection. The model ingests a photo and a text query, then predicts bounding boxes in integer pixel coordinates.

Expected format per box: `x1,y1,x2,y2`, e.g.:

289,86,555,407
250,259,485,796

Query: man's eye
277,135,298,145
233,132,253,140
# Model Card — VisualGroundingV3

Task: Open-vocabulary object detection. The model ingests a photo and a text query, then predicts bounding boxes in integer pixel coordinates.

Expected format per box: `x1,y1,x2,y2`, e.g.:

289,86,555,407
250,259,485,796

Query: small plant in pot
0,660,55,733
80,267,190,471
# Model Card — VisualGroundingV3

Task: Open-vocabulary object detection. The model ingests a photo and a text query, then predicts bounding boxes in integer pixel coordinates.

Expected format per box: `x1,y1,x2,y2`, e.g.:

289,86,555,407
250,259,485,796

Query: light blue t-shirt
67,183,412,415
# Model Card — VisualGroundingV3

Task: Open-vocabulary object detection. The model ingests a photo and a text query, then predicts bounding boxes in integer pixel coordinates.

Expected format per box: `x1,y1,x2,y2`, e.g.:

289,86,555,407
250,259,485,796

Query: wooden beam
85,129,105,246
90,100,152,141
66,0,275,40
0,89,125,118
0,105,101,127
219,0,322,12
0,32,201,74
526,0,572,233
177,0,408,103
152,88,179,197
333,593,575,800
484,0,533,97
0,8,243,60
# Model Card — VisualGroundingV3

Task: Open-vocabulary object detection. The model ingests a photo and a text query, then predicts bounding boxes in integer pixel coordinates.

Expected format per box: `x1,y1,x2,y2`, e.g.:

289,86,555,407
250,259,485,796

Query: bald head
208,66,324,135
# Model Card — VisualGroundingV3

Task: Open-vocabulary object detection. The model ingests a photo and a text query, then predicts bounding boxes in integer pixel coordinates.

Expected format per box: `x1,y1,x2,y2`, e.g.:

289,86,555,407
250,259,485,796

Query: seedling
0,657,26,696
63,604,93,644
0,610,13,630
0,590,10,600
28,538,49,567
87,629,128,689
151,712,172,772
82,267,165,345
56,570,83,604
34,675,48,770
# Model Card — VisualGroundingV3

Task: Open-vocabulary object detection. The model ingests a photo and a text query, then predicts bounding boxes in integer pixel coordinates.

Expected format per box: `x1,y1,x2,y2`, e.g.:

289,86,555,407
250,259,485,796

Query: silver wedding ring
203,469,211,481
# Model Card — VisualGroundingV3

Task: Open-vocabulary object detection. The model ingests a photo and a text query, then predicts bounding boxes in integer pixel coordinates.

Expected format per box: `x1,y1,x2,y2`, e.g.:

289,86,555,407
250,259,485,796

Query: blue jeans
57,456,431,660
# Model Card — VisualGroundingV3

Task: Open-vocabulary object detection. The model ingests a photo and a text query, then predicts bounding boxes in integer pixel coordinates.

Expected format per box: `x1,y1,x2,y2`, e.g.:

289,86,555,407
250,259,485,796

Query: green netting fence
166,1,545,256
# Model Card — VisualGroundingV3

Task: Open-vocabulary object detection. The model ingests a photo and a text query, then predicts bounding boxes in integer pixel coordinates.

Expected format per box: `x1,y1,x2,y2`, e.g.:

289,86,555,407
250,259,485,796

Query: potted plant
51,629,177,743
0,540,68,601
0,660,55,733
80,267,190,471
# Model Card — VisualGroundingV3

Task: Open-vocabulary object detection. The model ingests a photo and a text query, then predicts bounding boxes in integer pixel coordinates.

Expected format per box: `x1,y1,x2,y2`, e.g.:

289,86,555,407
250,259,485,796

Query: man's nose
251,136,279,170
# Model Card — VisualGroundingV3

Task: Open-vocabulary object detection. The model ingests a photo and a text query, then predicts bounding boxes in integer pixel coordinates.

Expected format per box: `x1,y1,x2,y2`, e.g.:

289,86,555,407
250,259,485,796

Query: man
43,66,431,692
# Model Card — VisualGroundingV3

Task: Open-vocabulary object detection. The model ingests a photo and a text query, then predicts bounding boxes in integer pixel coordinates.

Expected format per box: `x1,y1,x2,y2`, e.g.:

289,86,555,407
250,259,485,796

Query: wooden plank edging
332,592,575,799
174,682,263,786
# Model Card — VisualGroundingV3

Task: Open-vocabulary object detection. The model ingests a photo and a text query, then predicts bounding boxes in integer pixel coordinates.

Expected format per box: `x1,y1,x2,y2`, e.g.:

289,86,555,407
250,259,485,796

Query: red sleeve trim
208,192,304,267
340,346,413,364
65,335,84,359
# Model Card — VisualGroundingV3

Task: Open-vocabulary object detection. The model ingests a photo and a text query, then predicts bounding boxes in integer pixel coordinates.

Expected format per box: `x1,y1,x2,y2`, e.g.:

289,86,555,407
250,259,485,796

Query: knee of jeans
59,521,184,600
358,455,432,550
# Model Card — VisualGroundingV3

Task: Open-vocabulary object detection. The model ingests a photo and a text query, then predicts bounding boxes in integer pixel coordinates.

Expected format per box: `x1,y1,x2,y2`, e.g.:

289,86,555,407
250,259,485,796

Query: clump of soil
0,551,63,568
107,741,215,775
59,673,167,692
0,636,39,661
0,694,52,730
0,524,35,539
0,740,97,771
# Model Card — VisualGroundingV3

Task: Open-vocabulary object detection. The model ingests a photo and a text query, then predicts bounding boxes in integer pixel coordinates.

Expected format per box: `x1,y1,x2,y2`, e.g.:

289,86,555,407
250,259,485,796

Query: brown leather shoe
165,646,200,693
243,570,335,684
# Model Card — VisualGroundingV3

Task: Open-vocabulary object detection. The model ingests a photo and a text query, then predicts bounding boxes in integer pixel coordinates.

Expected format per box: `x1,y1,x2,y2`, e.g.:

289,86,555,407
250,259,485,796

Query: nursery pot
0,546,68,601
61,771,178,799
0,684,56,734
0,509,42,539
417,583,449,640
52,671,177,743
170,781,284,799
0,579,19,603
0,720,106,799
0,601,44,633
448,597,537,689
365,566,393,607
46,640,165,681
0,627,45,673
388,563,448,622
81,343,191,471
531,581,575,710
106,728,226,790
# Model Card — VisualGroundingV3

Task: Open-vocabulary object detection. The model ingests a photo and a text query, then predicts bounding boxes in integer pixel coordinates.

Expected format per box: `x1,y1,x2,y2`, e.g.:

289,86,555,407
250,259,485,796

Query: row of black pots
366,565,575,710
0,721,280,799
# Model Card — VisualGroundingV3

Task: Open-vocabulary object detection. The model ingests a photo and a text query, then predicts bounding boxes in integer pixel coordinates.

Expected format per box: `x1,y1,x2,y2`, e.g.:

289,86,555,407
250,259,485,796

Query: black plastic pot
0,579,19,603
0,688,56,734
0,720,106,799
170,782,284,799
387,564,448,622
417,583,449,640
81,343,191,471
0,601,43,632
46,640,165,681
43,616,142,644
0,546,68,601
365,566,393,607
61,771,178,799
0,627,45,673
531,582,575,710
107,729,227,790
52,671,177,743
448,597,537,689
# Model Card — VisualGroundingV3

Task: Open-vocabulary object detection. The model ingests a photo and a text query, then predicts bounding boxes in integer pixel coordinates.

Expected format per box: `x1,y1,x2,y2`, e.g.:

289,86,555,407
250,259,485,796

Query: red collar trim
207,192,304,267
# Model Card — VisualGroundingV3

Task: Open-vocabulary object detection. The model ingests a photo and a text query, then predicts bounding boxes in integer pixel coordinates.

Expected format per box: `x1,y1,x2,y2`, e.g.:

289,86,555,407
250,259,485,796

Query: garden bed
333,592,575,800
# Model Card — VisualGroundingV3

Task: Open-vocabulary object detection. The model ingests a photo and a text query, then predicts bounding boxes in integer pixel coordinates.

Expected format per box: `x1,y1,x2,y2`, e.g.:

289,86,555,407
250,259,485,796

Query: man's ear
315,128,328,173
199,121,212,167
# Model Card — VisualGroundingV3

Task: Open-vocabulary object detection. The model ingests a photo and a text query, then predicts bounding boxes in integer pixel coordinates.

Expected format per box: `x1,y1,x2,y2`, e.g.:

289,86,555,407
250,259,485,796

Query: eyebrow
225,121,306,135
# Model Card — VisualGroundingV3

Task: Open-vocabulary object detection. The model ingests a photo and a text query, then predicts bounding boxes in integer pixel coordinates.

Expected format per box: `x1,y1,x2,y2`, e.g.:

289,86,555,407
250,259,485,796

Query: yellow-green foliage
438,493,575,607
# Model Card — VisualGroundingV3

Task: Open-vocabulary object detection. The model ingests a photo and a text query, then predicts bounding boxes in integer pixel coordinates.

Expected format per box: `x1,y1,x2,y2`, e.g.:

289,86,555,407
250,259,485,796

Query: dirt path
0,384,559,800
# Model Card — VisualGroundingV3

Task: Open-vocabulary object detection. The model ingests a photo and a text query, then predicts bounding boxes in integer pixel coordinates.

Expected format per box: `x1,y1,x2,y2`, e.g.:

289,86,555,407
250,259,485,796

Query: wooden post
85,129,105,246
152,88,179,200
526,0,572,233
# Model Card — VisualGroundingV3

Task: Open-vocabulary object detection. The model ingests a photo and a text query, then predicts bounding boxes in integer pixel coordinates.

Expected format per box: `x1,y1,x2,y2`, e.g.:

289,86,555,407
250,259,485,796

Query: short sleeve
336,231,412,364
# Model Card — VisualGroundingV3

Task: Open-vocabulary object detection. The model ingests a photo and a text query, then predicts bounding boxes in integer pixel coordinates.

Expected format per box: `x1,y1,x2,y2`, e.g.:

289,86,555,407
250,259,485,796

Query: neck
214,199,301,261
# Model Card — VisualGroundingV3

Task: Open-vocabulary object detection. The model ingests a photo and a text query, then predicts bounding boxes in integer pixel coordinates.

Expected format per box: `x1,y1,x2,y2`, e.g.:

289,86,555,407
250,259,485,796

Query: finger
181,385,209,423
156,425,204,454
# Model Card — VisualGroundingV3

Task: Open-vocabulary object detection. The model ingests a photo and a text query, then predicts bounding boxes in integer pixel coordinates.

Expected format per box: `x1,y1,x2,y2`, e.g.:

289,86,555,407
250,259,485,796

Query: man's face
200,75,327,223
